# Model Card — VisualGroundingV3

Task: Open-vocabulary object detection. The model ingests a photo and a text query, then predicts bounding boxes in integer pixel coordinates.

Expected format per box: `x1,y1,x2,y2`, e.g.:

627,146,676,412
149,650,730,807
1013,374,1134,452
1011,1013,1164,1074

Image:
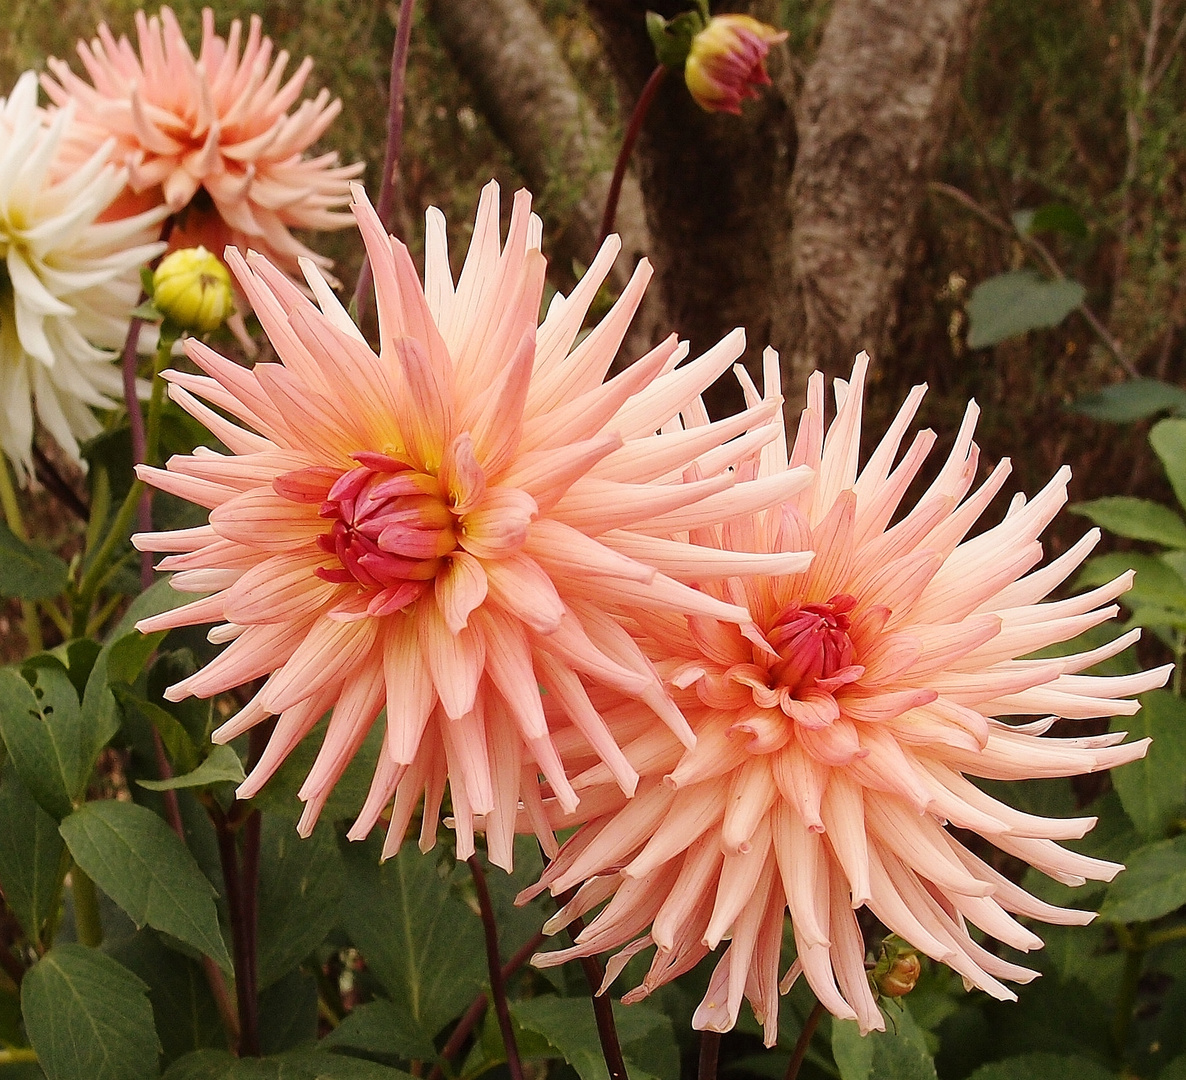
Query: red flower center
766,593,858,694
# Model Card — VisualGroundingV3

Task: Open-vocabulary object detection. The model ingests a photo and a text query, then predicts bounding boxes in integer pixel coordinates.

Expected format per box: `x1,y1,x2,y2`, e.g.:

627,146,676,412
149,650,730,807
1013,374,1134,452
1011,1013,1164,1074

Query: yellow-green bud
152,246,234,334
869,937,922,999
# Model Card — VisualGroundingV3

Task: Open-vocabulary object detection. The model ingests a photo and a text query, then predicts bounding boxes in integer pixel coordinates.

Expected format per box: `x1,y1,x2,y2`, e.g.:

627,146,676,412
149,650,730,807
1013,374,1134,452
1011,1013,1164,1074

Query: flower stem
784,1000,825,1080
212,800,259,1057
427,930,545,1080
698,1031,721,1080
0,1049,38,1065
467,855,524,1080
564,912,629,1080
598,64,667,250
354,0,416,327
0,459,42,652
1112,927,1147,1055
71,866,103,948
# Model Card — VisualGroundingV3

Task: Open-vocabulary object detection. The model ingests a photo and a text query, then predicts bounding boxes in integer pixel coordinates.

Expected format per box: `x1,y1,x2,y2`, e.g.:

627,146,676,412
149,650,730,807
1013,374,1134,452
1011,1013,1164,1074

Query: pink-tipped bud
684,15,787,114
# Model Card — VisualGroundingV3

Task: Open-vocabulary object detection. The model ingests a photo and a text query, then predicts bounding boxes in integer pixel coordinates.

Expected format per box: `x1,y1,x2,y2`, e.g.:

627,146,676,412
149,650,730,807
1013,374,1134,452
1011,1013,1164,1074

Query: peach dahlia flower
133,182,809,869
522,353,1170,1041
42,7,361,284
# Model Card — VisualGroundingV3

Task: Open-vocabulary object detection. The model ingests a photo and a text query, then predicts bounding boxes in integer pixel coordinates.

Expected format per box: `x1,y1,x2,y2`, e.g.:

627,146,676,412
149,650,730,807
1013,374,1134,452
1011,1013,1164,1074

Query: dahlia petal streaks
42,7,362,284
523,352,1170,1041
133,181,811,868
0,71,165,478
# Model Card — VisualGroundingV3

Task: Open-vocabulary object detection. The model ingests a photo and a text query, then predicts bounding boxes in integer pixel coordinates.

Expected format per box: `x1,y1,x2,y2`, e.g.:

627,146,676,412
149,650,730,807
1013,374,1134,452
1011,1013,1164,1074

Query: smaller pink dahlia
42,7,362,284
133,182,808,869
521,353,1170,1041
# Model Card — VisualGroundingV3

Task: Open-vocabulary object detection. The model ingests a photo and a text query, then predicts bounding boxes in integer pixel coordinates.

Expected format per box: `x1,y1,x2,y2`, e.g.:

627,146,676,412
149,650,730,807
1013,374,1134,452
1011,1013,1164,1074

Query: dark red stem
353,0,416,326
426,929,545,1080
212,802,259,1056
784,1000,825,1080
698,1031,720,1080
467,855,524,1080
597,64,668,250
566,912,629,1080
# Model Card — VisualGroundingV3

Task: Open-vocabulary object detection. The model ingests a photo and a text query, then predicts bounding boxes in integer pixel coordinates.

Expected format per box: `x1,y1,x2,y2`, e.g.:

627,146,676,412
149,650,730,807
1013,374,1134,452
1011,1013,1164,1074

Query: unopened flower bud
153,246,233,333
870,939,922,998
684,15,787,114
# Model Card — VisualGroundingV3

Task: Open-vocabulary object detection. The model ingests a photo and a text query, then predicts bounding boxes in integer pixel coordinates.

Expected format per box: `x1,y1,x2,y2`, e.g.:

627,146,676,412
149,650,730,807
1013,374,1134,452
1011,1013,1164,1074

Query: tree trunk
782,0,988,396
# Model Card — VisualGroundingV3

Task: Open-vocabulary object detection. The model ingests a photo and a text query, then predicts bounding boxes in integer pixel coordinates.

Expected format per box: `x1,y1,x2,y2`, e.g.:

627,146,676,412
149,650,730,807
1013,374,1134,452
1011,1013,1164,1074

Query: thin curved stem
354,0,416,327
565,912,629,1080
467,855,524,1080
598,64,667,250
0,459,41,652
784,1000,825,1080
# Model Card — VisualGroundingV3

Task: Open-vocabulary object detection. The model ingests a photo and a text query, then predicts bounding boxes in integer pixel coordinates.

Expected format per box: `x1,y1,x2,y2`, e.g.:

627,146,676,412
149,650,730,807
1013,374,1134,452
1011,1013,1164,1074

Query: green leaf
21,943,161,1080
1152,418,1186,512
1076,552,1186,610
512,997,677,1080
322,1000,436,1062
138,745,245,793
966,269,1085,348
1070,496,1186,548
0,522,68,601
1109,690,1186,838
120,688,202,780
80,578,196,766
59,801,231,969
1099,833,1186,923
1071,379,1186,422
108,930,225,1067
0,663,86,820
338,838,485,1040
162,1048,412,1079
0,761,66,943
1027,203,1089,239
256,820,342,990
832,1006,937,1080
258,969,318,1055
966,1052,1117,1080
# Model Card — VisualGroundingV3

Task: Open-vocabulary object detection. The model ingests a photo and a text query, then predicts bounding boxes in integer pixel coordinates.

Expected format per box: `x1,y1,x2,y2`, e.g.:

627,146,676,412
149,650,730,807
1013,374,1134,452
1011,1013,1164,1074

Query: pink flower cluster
136,174,1170,1040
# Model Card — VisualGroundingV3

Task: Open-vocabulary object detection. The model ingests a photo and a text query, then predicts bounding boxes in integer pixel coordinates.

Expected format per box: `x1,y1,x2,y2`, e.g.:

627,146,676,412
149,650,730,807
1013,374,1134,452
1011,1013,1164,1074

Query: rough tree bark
427,0,665,353
782,0,989,394
430,0,986,405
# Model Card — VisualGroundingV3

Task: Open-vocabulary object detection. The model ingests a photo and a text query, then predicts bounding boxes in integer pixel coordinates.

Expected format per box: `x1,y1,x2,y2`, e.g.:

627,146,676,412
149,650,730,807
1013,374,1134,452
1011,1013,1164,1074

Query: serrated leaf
21,944,161,1080
1152,418,1186,513
1109,690,1186,838
120,688,202,779
832,1006,937,1080
1070,496,1186,548
1071,379,1186,422
162,1048,412,1079
0,761,66,943
338,838,484,1040
138,745,244,793
256,820,342,990
322,1000,436,1062
0,663,86,820
1099,833,1186,923
108,930,225,1066
966,269,1085,348
966,1052,1117,1080
0,522,69,601
59,801,231,969
511,997,676,1080
80,578,194,766
1076,552,1186,610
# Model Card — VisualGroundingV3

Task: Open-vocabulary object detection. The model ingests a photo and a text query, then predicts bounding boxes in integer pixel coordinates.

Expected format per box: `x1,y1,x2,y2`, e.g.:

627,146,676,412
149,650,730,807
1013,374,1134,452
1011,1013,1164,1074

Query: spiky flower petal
43,7,362,285
524,353,1170,1041
0,72,164,478
134,182,806,868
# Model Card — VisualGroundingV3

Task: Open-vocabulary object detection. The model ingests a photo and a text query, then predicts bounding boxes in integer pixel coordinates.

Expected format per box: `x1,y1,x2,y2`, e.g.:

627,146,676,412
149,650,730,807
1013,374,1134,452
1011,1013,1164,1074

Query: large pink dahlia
132,182,810,868
522,353,1170,1040
42,7,361,284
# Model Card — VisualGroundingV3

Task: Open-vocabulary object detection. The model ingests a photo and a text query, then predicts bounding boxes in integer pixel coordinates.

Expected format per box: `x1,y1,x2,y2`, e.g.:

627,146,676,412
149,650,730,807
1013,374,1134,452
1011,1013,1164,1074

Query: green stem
71,478,144,638
1112,926,1146,1055
0,459,42,652
71,866,104,948
1146,923,1186,949
0,1049,39,1065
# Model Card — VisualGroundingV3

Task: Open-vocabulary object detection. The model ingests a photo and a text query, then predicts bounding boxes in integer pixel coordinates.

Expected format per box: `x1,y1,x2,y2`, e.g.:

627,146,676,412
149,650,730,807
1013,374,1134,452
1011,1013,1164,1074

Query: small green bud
869,936,922,999
152,246,234,334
